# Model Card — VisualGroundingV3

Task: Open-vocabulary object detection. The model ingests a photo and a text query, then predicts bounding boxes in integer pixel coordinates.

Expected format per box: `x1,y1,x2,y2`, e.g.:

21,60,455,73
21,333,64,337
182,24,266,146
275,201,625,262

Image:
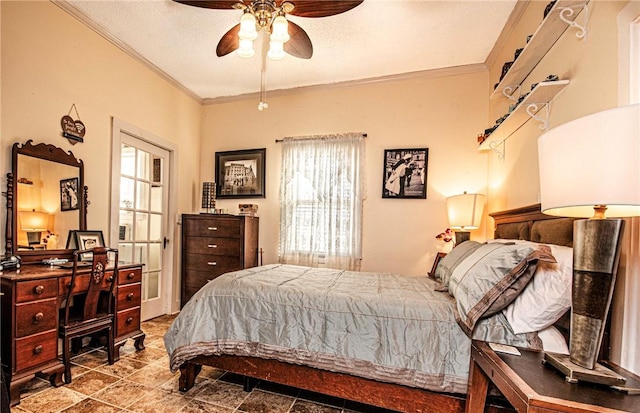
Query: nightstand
465,340,640,413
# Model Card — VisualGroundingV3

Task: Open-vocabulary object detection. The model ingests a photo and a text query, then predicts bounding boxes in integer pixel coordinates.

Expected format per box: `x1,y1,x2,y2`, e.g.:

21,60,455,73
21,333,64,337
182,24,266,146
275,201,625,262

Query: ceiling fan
174,1,364,60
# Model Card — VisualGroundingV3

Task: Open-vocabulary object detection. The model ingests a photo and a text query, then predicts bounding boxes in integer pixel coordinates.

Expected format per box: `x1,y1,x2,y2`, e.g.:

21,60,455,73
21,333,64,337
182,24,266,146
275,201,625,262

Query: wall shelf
491,0,589,101
479,80,569,155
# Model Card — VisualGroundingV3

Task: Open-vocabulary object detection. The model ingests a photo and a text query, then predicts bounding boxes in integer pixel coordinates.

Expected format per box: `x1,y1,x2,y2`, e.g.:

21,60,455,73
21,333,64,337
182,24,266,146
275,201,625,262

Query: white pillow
501,241,573,334
538,326,569,355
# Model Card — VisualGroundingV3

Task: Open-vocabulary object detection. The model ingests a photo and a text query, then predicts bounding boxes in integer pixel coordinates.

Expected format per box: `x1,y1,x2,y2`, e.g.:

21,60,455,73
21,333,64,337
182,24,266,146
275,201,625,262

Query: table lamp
538,103,640,385
201,182,216,214
446,192,485,244
19,210,49,245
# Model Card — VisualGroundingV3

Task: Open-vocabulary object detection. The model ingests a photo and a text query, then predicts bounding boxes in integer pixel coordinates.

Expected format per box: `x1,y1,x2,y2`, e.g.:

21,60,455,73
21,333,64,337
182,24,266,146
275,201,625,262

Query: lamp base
544,352,626,386
454,231,470,245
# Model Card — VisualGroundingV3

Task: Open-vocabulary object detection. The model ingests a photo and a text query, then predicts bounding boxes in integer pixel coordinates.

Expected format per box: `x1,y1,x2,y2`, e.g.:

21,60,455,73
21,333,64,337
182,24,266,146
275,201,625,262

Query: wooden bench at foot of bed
179,355,512,413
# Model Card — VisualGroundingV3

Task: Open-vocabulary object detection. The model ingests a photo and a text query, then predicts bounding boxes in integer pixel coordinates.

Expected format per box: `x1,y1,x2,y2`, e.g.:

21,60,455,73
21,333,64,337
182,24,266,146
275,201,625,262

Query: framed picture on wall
60,177,80,211
382,148,428,199
215,148,266,199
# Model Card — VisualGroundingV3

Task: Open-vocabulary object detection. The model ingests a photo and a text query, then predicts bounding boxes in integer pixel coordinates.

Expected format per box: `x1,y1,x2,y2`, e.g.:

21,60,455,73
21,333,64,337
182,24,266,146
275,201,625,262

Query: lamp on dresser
201,182,216,214
18,210,49,246
446,192,485,245
538,103,640,385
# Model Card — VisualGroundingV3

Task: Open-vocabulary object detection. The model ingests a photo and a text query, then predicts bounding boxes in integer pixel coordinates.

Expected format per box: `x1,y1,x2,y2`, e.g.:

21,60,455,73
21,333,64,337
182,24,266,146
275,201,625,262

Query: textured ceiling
58,0,518,102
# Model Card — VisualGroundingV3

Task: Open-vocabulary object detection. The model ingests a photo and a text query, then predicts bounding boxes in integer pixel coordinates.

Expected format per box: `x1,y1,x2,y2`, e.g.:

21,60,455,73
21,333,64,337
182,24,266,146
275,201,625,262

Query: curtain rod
275,133,367,143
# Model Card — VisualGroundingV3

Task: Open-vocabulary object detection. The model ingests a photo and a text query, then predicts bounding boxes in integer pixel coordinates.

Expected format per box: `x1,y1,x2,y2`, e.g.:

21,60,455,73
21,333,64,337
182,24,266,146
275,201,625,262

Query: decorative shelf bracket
525,102,552,130
558,3,589,39
489,140,505,160
502,85,521,102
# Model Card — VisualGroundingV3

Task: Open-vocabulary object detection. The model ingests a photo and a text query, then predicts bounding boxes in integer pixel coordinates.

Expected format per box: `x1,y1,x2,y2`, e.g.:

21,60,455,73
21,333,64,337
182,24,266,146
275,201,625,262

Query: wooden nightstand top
466,340,640,413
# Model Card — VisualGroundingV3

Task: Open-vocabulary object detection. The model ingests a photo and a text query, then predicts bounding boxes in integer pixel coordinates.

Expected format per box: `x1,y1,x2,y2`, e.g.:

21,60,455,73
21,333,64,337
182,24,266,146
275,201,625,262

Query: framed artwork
73,230,105,260
60,177,80,211
429,252,447,278
215,148,266,199
382,148,428,199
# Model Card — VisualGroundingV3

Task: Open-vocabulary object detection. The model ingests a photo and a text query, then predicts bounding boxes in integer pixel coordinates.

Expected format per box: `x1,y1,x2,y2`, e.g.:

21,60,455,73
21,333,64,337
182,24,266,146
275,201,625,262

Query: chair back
62,247,119,324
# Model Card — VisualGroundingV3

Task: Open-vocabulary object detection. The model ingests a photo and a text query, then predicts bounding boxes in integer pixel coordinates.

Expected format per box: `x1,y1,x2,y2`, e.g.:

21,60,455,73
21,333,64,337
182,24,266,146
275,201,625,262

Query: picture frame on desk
66,230,105,261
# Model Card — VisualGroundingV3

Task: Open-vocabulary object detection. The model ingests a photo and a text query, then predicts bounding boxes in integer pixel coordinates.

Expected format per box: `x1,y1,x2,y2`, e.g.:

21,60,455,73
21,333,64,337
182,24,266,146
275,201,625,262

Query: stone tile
15,376,51,400
17,386,86,413
125,388,190,413
126,363,177,388
71,349,109,369
65,370,121,396
192,380,248,409
178,399,235,413
59,397,124,412
91,379,154,409
237,389,295,413
122,347,166,364
290,400,343,413
95,357,149,378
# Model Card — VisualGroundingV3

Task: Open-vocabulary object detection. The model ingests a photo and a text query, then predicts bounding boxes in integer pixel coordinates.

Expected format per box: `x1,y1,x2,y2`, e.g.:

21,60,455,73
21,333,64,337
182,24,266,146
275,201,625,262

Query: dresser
0,263,145,406
181,214,259,306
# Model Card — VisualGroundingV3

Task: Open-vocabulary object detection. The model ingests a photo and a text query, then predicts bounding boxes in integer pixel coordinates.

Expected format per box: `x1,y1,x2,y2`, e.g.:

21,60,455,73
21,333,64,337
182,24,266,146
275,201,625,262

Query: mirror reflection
16,155,80,250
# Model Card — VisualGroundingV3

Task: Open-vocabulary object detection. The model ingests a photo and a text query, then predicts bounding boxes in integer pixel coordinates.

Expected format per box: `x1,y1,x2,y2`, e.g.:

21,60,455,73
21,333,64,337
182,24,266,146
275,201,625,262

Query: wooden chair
59,247,118,383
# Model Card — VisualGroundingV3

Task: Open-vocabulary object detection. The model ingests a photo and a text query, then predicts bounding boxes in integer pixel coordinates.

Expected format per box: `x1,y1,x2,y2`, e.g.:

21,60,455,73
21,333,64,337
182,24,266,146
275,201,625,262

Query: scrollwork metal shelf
491,0,589,101
479,80,570,158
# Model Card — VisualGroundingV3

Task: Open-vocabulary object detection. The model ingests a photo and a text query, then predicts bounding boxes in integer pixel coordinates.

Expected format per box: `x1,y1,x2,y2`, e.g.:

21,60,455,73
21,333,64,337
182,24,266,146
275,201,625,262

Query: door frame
110,117,178,318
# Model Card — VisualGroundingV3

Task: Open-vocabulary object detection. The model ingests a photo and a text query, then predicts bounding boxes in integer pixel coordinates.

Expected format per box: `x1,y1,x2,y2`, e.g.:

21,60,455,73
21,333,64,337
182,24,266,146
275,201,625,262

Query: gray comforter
164,264,538,394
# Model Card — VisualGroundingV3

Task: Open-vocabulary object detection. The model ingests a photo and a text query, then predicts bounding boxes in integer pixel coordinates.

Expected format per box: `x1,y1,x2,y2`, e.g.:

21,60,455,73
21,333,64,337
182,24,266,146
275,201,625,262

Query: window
278,133,366,271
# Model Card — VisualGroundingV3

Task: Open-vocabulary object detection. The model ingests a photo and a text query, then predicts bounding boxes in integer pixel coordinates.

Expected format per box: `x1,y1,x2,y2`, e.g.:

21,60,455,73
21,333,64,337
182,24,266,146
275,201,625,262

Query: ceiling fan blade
284,21,313,59
285,1,364,18
217,24,241,57
173,1,241,10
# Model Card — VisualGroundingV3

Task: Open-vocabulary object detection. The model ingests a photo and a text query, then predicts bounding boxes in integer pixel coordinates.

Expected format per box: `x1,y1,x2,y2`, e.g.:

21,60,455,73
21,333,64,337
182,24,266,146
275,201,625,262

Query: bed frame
177,204,574,413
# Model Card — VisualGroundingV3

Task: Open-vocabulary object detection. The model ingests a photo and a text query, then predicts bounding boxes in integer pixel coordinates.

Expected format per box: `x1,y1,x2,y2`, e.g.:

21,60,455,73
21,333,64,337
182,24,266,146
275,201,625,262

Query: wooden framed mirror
6,140,87,263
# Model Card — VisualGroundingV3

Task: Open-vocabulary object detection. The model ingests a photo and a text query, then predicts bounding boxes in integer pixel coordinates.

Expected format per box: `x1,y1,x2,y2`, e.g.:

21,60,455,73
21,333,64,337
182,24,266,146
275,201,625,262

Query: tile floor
9,315,398,413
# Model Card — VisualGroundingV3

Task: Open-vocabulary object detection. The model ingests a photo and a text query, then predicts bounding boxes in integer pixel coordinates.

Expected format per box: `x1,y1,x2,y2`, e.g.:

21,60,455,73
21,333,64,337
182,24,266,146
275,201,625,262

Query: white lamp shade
19,211,48,231
238,12,258,41
446,193,486,229
538,103,640,218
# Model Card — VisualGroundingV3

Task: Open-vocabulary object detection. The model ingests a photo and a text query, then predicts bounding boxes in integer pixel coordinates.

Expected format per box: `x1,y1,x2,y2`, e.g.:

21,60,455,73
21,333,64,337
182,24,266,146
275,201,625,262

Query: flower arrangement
435,228,454,243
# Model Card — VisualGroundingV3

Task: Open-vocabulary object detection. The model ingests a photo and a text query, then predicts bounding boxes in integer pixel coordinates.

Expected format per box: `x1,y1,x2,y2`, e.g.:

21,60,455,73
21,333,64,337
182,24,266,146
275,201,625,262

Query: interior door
111,120,174,321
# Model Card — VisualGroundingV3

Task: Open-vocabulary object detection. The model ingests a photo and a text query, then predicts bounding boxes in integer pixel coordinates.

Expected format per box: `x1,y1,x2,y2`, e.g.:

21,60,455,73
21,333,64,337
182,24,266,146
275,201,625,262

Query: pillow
432,241,483,290
501,241,573,334
448,242,556,336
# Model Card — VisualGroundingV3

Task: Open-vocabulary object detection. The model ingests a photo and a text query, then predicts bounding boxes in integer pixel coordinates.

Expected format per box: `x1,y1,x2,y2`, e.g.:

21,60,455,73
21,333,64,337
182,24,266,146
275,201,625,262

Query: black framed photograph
215,148,266,199
382,148,428,199
74,230,105,260
60,177,80,211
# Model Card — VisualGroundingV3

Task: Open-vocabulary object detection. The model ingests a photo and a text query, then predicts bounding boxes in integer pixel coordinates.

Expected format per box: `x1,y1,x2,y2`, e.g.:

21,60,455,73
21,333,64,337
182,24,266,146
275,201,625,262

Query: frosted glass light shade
446,193,486,229
237,39,255,58
538,103,640,218
271,15,290,43
238,12,258,41
268,40,285,60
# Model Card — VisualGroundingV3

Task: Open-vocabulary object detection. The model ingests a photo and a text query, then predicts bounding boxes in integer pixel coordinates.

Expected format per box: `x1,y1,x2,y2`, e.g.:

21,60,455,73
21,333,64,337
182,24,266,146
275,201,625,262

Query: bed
164,204,578,413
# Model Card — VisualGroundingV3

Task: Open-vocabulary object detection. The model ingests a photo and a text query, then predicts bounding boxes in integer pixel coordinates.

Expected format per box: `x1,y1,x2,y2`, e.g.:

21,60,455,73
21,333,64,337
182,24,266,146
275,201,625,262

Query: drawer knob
208,244,217,248
207,227,218,231
34,285,45,295
33,312,44,323
33,345,43,355
207,262,217,266
126,317,133,324
127,272,135,279
127,292,134,301
107,276,114,283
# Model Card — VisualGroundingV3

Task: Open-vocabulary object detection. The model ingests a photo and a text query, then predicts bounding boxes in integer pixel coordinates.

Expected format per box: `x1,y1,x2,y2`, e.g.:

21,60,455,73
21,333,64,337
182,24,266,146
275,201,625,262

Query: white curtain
278,132,366,271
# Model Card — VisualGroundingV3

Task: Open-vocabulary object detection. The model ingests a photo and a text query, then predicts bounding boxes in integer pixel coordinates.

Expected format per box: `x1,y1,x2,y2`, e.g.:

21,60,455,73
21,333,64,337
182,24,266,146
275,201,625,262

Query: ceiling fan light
267,40,285,60
238,12,258,41
237,38,255,58
270,15,290,43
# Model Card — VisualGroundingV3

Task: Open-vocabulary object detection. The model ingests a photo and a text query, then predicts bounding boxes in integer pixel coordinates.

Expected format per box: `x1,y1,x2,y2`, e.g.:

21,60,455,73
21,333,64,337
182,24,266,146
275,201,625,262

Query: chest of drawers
0,263,144,406
181,214,259,306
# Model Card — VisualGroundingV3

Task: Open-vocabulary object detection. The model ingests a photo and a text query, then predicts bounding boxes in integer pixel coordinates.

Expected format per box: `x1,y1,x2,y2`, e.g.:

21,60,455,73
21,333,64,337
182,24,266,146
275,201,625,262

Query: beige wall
200,70,490,276
1,1,202,293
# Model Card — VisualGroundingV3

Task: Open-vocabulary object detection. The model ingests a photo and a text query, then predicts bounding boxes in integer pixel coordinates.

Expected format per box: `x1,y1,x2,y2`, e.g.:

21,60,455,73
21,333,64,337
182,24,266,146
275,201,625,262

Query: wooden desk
466,340,640,413
0,263,145,406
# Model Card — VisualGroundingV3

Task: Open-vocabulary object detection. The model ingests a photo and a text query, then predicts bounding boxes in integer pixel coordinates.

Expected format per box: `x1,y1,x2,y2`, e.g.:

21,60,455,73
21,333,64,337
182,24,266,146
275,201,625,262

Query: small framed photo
215,148,266,199
74,230,105,260
60,177,80,211
382,148,428,199
429,252,447,279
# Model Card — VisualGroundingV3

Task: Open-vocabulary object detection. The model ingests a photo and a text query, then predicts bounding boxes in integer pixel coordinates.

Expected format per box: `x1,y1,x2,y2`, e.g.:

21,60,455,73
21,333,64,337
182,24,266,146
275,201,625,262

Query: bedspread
164,264,539,394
